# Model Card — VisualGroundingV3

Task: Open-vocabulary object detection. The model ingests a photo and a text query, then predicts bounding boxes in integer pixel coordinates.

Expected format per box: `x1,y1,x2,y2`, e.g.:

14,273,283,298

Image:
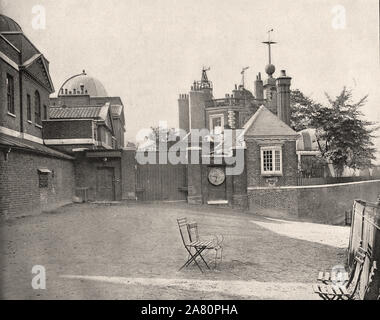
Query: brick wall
21,71,51,139
178,96,189,132
0,50,51,139
189,90,206,130
246,139,298,187
0,149,75,219
43,120,93,139
121,150,136,200
247,180,380,225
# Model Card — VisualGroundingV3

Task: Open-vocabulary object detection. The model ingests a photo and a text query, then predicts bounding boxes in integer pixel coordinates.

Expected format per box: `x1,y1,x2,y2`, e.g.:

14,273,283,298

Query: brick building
0,14,75,219
0,15,135,218
46,72,134,202
47,72,126,153
178,42,299,209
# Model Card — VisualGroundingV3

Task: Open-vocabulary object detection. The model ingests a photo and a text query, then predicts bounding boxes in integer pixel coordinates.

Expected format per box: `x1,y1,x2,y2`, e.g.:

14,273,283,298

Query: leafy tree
149,126,178,145
311,88,377,176
290,87,378,176
290,89,321,132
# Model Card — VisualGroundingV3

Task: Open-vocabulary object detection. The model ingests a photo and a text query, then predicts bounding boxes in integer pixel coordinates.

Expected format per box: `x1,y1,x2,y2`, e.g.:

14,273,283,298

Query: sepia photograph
0,0,379,307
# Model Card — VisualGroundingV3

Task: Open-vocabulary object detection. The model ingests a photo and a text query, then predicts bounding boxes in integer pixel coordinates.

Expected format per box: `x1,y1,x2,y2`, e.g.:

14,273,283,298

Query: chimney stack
276,70,292,125
254,72,264,100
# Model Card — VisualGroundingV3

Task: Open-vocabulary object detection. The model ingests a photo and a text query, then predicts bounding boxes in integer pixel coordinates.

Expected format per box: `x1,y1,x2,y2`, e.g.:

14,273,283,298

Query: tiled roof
242,105,299,138
0,133,74,160
49,106,103,119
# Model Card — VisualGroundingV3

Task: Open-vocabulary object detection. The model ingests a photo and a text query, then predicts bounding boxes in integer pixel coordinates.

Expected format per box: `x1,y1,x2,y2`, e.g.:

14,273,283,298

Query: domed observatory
46,71,126,152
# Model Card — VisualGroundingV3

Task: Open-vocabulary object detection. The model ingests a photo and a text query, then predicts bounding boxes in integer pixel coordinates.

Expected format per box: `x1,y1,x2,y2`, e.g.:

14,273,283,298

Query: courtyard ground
0,202,350,299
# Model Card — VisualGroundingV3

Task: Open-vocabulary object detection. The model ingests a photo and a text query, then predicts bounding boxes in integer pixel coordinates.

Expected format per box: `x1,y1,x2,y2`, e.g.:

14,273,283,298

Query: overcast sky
1,0,379,146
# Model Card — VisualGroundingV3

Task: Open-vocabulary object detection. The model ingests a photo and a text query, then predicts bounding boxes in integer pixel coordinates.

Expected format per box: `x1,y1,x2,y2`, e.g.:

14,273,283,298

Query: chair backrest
187,222,199,242
177,218,190,246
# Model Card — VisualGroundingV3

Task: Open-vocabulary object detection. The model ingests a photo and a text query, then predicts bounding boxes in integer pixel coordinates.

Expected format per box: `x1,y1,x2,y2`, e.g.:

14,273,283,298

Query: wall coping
247,179,380,190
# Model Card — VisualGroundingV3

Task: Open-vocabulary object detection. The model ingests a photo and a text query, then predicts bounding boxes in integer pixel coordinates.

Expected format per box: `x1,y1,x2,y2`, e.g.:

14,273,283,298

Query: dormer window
209,114,224,134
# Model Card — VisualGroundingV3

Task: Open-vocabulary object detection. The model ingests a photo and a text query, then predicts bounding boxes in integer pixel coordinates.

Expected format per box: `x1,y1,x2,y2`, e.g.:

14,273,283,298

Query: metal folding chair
177,217,223,273
187,221,223,268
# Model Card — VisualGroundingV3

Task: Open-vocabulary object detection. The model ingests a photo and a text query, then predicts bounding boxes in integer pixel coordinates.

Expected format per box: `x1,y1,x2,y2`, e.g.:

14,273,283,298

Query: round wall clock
208,167,225,186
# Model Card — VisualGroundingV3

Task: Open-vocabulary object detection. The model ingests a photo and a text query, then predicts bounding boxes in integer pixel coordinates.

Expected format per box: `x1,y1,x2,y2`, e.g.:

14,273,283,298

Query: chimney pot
281,70,286,76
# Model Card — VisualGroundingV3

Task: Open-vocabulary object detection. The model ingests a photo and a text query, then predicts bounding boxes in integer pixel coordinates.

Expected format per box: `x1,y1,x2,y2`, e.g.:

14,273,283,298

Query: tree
290,87,378,176
149,126,178,146
290,89,322,132
312,88,377,176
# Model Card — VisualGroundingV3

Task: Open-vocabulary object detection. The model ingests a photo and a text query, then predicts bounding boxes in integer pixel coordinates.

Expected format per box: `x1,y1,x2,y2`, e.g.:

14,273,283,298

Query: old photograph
0,0,379,304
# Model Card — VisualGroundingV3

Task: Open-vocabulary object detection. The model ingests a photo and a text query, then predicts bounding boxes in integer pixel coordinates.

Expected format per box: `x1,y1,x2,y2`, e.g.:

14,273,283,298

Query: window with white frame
209,114,224,134
260,146,282,175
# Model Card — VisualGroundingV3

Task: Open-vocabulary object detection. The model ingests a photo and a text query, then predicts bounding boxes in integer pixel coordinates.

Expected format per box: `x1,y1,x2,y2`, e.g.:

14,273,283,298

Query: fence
348,200,380,299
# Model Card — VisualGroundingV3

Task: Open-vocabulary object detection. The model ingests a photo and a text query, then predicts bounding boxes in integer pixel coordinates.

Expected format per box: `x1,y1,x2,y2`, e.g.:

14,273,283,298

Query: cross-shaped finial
262,29,277,64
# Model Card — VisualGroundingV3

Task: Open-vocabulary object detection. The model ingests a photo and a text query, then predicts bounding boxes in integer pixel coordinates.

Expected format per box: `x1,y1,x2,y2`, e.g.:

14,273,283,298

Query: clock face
208,167,225,186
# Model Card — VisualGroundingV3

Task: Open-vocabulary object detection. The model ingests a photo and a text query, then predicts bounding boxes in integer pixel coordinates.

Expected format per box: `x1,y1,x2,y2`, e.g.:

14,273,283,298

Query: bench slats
313,284,321,293
326,286,335,296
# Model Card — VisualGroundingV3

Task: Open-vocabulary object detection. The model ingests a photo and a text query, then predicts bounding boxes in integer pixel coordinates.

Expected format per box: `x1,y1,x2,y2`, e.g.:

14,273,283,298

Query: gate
96,167,115,201
136,161,187,201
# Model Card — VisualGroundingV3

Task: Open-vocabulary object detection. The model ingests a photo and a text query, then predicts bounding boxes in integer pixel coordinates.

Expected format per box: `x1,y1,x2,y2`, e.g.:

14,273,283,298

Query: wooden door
96,167,115,201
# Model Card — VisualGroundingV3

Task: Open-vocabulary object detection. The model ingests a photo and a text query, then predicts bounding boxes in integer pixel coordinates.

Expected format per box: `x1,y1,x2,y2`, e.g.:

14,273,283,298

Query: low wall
0,150,75,220
248,180,380,225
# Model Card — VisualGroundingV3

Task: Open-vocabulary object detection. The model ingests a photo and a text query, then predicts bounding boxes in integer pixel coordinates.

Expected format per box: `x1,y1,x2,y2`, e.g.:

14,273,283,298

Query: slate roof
0,133,74,160
242,105,299,138
0,14,22,32
49,105,104,119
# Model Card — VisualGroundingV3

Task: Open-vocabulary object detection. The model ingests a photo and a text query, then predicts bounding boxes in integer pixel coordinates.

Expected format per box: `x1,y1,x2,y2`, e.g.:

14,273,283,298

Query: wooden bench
313,246,371,300
317,247,366,284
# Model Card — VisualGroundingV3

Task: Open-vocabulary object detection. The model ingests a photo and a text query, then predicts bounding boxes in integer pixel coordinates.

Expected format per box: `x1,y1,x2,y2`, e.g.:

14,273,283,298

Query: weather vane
201,66,211,84
262,29,277,64
240,66,249,88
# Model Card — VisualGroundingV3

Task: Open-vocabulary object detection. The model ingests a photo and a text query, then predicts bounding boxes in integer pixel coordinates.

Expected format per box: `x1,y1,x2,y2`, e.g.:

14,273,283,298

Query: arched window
34,90,41,125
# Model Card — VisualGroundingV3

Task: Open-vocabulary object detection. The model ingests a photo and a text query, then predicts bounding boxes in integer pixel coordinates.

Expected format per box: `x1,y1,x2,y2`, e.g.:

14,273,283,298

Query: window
39,173,48,188
209,114,224,133
261,146,282,175
38,169,51,188
34,90,41,125
43,105,48,120
6,74,15,114
27,94,32,121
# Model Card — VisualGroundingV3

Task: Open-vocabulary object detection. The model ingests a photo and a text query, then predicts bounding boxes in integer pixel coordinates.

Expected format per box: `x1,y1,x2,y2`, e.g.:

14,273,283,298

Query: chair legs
213,246,223,269
179,246,210,273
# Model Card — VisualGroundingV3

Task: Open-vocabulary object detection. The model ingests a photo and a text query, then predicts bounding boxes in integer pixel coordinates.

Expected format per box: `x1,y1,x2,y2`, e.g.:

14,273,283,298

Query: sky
1,0,379,146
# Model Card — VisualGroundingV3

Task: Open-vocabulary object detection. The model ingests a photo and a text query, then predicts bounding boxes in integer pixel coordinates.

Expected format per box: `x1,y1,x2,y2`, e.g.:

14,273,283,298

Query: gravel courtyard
0,202,350,299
